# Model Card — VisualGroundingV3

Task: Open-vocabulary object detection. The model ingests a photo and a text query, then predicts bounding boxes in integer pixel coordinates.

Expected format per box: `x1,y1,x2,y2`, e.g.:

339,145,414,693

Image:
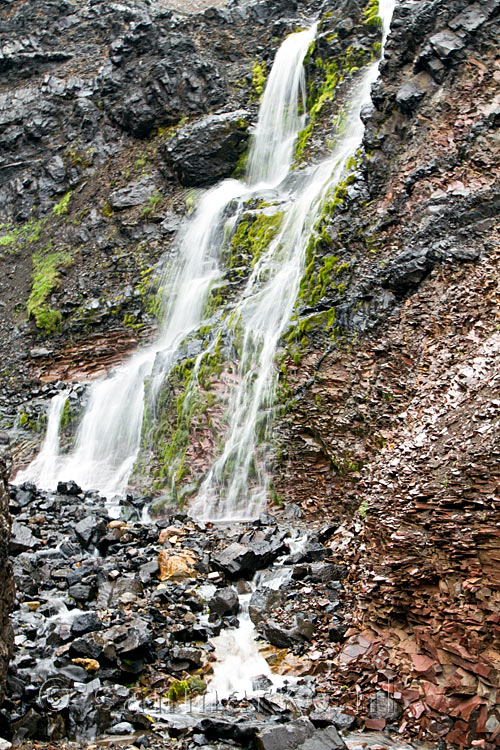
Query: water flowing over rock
3,0,500,746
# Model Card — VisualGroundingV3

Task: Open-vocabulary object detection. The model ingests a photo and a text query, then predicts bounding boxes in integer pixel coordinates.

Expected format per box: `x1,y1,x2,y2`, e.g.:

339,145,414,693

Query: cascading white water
246,24,316,186
15,24,316,498
191,0,396,521
17,1,395,525
16,391,68,489
16,0,396,715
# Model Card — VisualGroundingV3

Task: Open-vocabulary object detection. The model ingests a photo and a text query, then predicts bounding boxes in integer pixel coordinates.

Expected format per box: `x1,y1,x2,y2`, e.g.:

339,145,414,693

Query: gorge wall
1,0,500,746
273,0,500,746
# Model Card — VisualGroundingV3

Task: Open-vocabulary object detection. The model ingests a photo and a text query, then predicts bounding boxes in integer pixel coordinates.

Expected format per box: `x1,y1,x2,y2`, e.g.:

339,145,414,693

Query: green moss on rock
226,210,284,272
27,247,73,333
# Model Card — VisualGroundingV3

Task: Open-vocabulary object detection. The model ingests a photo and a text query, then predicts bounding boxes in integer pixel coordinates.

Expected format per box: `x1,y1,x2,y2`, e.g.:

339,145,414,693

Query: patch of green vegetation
137,332,224,497
156,115,188,140
102,200,113,218
59,397,74,430
18,408,47,433
226,211,284,272
204,285,227,318
0,218,45,250
167,676,206,702
270,488,284,506
67,146,94,169
295,42,377,161
27,248,73,333
141,191,162,218
232,148,249,179
252,61,267,99
52,191,73,217
167,680,189,702
363,0,382,28
185,189,200,215
358,499,369,517
298,254,349,307
136,265,164,320
285,308,337,349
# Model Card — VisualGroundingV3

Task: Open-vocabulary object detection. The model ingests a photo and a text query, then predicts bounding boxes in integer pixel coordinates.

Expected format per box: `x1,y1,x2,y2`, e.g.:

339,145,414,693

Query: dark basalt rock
9,522,37,554
258,613,314,648
310,706,355,730
395,81,426,114
70,612,102,636
98,35,227,139
254,717,315,750
108,177,159,211
57,480,82,496
162,110,251,187
208,586,240,616
248,587,282,625
200,717,259,744
212,531,288,578
0,434,14,704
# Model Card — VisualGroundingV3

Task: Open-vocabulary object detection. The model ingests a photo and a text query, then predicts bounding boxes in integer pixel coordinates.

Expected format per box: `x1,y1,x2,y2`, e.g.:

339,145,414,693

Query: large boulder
162,110,250,187
255,718,347,750
208,586,240,616
212,529,288,579
0,433,14,703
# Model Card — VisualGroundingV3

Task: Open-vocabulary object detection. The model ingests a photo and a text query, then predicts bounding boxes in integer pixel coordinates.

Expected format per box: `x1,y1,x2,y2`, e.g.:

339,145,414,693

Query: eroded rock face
0,433,14,704
162,109,250,186
273,0,500,745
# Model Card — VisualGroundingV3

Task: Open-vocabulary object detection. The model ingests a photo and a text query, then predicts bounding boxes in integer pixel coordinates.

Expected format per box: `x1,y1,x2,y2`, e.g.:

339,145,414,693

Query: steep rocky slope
0,0,313,444
1,0,500,747
273,0,500,746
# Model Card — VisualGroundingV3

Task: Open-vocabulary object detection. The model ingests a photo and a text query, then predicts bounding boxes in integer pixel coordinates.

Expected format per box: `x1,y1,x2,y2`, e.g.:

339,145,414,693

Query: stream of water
16,0,395,716
18,0,394,522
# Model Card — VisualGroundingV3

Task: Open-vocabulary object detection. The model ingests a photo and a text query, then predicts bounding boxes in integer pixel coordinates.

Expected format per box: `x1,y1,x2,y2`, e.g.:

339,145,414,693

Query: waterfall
16,1,395,522
246,24,316,186
16,391,68,489
15,23,316,499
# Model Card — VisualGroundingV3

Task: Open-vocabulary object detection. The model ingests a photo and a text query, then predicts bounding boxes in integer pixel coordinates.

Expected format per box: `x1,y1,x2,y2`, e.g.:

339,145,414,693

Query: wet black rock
328,619,348,643
254,717,315,750
70,612,102,636
429,30,465,60
395,81,426,114
249,587,282,625
308,562,347,583
213,530,288,578
56,480,82,496
208,586,240,616
9,522,37,554
258,619,300,649
310,706,355,730
163,110,250,187
74,515,107,549
170,645,202,670
200,716,258,744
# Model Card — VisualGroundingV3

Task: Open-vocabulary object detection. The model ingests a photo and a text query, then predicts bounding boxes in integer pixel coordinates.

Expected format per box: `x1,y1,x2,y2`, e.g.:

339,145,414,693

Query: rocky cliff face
0,433,14,707
274,0,500,746
0,0,311,449
2,0,500,746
